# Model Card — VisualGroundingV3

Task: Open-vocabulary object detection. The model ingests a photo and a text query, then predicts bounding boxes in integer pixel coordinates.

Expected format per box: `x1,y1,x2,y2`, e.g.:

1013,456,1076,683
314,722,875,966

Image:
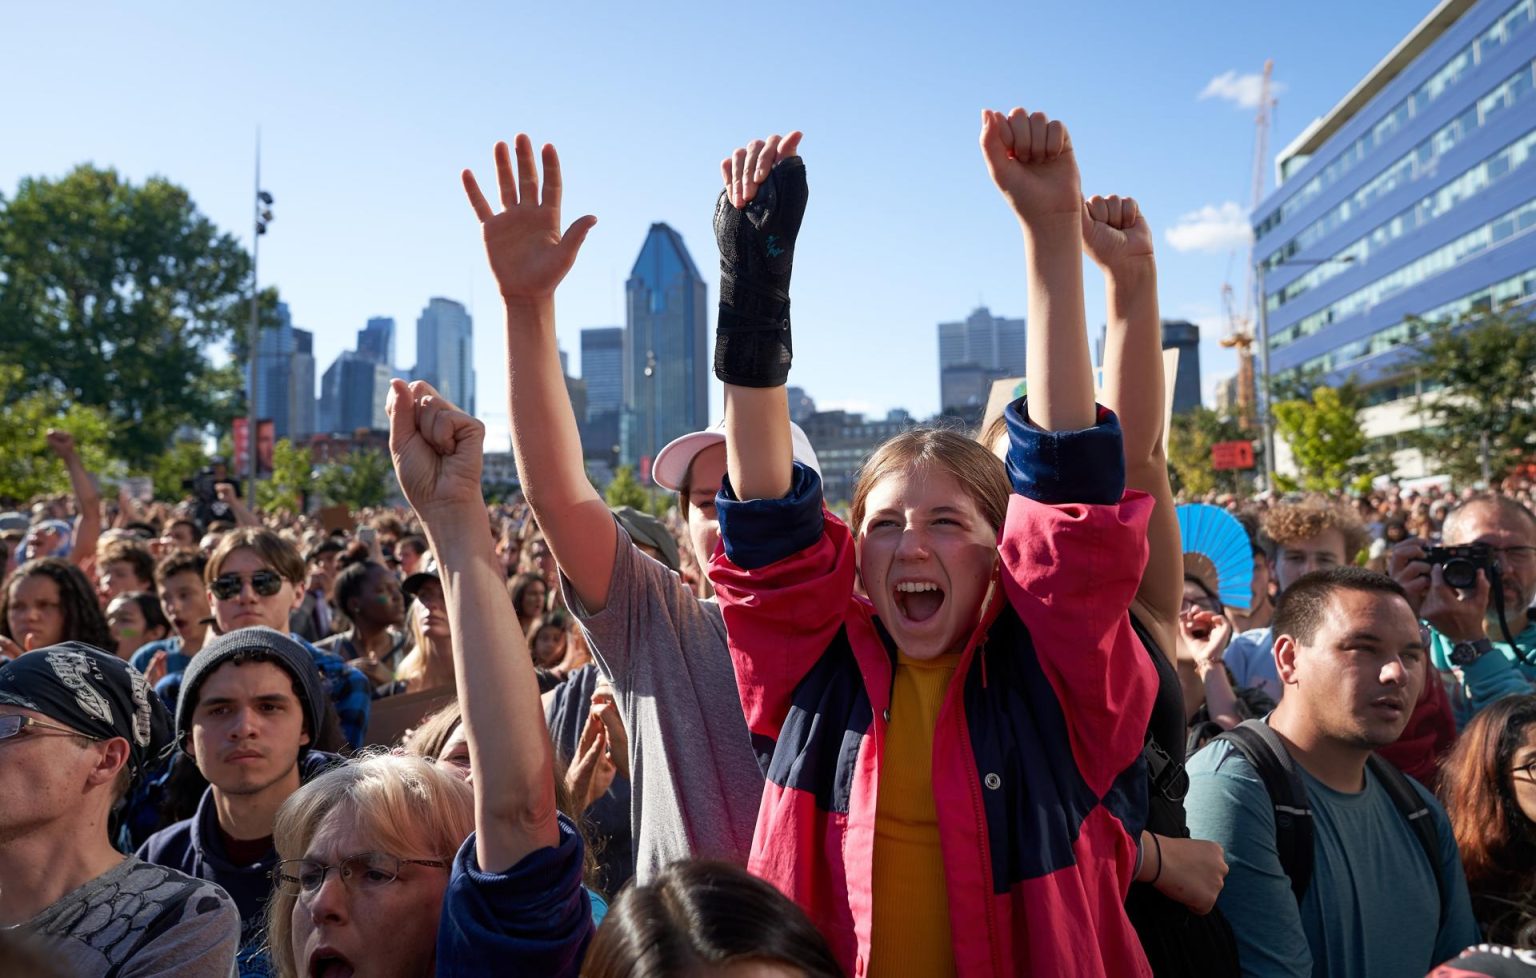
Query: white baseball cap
652,419,821,493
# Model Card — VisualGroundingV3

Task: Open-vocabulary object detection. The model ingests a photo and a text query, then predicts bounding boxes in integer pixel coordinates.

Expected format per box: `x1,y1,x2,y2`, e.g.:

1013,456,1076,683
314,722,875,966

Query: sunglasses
210,570,286,601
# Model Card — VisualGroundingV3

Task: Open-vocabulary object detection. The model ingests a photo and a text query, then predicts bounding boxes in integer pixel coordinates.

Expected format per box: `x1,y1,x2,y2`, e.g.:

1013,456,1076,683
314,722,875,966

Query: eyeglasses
1513,758,1536,781
1492,546,1536,568
272,852,448,896
0,714,97,742
210,570,286,601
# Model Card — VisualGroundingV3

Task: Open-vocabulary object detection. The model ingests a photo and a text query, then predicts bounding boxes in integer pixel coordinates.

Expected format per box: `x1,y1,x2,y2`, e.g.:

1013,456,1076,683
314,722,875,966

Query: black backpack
1212,719,1449,928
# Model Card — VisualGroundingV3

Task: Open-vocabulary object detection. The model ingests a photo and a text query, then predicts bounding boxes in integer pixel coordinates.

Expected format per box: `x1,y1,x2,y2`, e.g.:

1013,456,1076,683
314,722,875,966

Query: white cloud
1199,70,1287,109
1164,202,1253,253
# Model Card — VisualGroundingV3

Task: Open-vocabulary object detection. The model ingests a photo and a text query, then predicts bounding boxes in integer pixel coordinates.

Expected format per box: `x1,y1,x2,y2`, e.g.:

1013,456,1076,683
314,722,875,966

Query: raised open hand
721,132,804,210
386,380,485,519
462,135,597,303
1082,194,1155,273
979,108,1082,229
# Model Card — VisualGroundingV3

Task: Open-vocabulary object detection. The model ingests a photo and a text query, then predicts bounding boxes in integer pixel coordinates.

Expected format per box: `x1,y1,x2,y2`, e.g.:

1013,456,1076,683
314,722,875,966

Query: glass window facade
1255,0,1536,401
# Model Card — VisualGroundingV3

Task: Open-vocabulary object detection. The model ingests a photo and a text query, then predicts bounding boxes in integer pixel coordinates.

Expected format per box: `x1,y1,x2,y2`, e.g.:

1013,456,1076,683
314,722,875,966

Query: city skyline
2,2,1439,452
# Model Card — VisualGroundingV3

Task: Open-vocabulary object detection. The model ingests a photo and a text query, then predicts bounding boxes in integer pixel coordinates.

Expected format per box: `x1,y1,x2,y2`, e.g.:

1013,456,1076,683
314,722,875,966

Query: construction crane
1219,58,1275,433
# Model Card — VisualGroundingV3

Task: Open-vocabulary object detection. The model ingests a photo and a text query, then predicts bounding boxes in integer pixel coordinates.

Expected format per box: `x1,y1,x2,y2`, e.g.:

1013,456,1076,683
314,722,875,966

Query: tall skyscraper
255,302,316,440
580,327,624,419
415,298,475,416
1160,320,1202,415
623,224,708,470
1255,0,1536,477
936,306,1027,418
289,327,316,440
319,351,392,434
357,316,395,366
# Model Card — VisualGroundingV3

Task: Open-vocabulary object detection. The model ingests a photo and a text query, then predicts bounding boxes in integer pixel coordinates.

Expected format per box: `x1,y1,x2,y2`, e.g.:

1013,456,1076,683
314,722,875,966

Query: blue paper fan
1176,503,1254,612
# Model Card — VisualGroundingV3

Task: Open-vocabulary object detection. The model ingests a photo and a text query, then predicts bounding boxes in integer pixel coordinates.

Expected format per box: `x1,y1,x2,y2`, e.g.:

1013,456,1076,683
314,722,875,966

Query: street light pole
247,133,274,504
247,132,262,504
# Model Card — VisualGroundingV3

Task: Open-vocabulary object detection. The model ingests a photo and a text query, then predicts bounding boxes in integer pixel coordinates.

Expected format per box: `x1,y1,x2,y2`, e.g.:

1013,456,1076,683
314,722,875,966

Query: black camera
1423,543,1497,590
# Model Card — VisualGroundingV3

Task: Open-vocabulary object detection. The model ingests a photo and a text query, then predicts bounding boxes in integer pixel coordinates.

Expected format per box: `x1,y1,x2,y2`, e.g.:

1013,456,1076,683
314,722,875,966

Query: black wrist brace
713,156,807,388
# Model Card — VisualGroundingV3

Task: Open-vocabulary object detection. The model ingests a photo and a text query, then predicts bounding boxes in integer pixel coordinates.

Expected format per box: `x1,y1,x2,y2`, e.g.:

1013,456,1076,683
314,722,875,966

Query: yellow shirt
870,651,962,978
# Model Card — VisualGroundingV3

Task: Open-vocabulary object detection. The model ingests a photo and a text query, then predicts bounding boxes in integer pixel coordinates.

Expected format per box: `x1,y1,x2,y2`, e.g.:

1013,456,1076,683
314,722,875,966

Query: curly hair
1,558,113,650
1259,498,1368,563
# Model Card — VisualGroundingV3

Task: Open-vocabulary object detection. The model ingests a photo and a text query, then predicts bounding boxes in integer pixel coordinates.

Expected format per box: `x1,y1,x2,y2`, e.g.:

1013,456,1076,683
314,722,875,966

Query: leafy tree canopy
1272,379,1373,493
1405,305,1536,484
0,165,251,465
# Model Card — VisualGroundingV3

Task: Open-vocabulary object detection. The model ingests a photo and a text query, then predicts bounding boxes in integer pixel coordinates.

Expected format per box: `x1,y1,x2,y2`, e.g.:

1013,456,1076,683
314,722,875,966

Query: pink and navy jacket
710,399,1157,978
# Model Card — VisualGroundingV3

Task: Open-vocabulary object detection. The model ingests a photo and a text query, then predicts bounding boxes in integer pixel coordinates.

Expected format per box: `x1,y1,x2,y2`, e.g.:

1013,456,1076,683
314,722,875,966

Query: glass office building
1254,0,1536,476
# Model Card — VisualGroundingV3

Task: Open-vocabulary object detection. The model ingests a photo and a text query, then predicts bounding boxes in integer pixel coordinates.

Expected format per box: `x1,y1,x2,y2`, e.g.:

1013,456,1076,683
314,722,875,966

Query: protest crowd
4,109,1536,978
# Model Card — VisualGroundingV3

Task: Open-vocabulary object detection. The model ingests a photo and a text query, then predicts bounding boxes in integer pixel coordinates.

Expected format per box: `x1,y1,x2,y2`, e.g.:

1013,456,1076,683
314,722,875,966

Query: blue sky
2,1,1434,448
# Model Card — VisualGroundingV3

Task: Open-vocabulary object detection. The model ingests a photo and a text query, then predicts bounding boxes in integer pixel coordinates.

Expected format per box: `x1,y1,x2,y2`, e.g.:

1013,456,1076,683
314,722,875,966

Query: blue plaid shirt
302,635,372,750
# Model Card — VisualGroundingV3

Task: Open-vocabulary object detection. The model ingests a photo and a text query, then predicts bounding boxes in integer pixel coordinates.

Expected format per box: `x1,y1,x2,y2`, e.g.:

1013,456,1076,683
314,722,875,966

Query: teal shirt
1187,738,1480,978
1427,619,1536,728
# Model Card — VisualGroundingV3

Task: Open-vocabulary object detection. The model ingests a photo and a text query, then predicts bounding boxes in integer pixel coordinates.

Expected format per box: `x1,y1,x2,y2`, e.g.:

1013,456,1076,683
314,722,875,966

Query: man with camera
1389,494,1536,727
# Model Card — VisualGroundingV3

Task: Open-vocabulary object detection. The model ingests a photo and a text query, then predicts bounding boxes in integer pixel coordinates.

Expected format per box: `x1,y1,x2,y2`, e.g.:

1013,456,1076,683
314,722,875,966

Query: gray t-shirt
562,522,764,882
1187,740,1480,977
14,854,240,978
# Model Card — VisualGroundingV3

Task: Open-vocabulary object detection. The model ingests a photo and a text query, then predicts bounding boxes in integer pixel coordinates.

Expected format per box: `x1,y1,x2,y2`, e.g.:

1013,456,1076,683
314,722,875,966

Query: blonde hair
266,754,473,978
849,428,1010,537
1259,498,1368,563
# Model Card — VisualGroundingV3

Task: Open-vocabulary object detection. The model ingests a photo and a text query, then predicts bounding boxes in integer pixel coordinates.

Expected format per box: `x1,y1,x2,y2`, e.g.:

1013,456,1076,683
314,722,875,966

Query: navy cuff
1004,398,1126,505
716,463,824,570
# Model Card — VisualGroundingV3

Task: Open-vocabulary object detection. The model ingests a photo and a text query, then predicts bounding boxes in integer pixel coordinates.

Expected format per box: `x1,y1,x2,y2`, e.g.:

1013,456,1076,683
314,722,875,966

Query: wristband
1149,832,1164,887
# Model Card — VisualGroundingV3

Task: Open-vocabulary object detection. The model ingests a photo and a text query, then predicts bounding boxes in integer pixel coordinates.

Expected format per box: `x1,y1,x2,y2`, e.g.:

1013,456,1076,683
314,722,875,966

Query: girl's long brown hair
1438,693,1536,887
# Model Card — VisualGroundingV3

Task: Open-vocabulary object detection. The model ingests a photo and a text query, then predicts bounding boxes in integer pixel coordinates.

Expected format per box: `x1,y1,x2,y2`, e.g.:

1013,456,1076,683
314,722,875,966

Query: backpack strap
1213,719,1314,900
1366,754,1449,932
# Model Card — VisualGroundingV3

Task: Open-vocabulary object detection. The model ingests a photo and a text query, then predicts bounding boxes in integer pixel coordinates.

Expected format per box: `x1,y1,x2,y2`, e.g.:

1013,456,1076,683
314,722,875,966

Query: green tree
1272,380,1371,493
0,365,117,504
0,165,252,465
257,440,314,513
313,449,395,510
148,439,211,502
1405,306,1536,483
1168,407,1256,497
604,465,650,510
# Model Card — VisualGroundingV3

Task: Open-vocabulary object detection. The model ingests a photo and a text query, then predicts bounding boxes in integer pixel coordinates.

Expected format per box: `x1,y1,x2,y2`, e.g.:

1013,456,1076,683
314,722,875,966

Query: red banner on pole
1211,440,1256,471
232,419,275,477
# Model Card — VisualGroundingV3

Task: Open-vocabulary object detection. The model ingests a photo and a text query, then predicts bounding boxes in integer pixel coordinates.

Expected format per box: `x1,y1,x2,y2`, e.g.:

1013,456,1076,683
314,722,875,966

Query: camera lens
1443,557,1477,590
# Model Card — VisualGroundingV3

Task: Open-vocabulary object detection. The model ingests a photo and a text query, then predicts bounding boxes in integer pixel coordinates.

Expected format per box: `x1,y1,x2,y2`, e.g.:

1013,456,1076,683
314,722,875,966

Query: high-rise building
255,302,316,441
1255,0,1536,477
415,298,475,416
319,351,392,434
623,224,708,471
786,386,818,425
357,316,395,367
1161,320,1203,415
937,307,1026,419
578,327,625,464
289,327,316,440
581,327,624,419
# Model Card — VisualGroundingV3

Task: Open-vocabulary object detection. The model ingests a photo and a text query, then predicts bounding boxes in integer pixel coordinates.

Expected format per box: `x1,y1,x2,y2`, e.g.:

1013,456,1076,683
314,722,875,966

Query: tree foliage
258,440,314,513
313,449,395,510
1405,306,1536,484
148,439,211,503
1272,380,1372,493
0,365,117,505
0,165,251,465
604,465,650,511
1168,407,1256,497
